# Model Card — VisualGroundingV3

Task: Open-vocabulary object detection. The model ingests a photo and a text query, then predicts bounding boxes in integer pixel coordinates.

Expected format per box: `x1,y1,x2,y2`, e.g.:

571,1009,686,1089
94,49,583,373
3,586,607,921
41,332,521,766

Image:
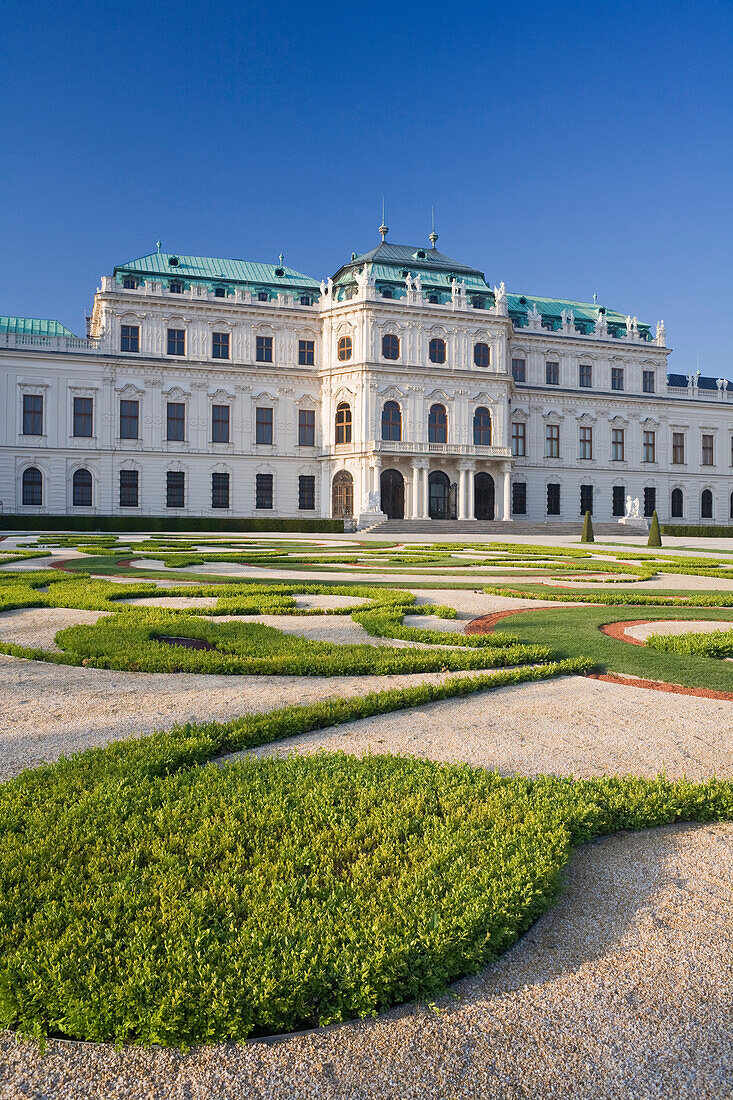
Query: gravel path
227,675,733,780
625,619,733,641
0,608,109,652
0,658,496,781
2,821,730,1100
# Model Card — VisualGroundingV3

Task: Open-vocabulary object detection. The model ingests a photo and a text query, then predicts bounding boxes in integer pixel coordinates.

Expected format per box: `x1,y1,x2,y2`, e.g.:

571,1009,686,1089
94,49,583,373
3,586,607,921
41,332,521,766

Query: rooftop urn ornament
156,240,162,253
429,206,438,248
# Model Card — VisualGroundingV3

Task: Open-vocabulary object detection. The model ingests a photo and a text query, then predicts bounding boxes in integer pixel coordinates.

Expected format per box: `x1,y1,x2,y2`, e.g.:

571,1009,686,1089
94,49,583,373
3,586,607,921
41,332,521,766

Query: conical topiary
647,510,662,547
581,510,594,543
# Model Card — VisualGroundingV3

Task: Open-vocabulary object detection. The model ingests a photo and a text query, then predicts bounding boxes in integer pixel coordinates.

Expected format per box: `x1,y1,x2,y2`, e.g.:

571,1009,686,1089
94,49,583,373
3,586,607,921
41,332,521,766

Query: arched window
701,488,713,519
72,468,93,507
169,281,183,294
382,334,399,360
428,403,447,444
429,338,446,364
473,407,492,446
473,342,490,368
332,470,354,517
337,336,352,361
671,487,684,518
381,401,402,441
22,466,42,506
335,402,352,444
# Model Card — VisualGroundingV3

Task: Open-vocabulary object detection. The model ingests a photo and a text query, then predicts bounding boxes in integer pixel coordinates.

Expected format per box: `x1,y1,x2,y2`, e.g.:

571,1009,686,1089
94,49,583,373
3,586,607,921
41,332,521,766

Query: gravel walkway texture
2,822,731,1100
624,619,733,641
228,675,733,780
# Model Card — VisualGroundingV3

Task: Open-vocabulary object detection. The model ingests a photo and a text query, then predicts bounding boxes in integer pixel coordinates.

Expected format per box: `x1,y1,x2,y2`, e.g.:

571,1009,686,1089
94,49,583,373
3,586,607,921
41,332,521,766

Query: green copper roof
507,292,651,336
0,315,77,337
114,252,320,290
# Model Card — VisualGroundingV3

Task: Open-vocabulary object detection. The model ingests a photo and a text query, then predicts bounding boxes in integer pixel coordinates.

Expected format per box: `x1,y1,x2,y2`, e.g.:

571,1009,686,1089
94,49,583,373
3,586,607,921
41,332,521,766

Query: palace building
1,229,732,526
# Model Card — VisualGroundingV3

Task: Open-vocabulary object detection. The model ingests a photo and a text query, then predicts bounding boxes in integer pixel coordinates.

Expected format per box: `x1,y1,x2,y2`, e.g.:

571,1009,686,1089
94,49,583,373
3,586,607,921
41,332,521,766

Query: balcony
320,440,511,459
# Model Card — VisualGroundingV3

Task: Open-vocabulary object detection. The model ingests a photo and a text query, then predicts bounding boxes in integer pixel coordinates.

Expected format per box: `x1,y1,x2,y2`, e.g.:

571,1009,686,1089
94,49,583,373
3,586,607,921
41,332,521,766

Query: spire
156,240,162,254
279,252,284,266
429,206,438,248
379,197,388,242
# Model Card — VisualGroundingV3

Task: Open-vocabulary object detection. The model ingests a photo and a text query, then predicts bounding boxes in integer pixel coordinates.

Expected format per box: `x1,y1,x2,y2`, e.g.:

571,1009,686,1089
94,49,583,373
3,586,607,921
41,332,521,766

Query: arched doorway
428,470,450,519
380,469,404,519
332,470,354,517
474,472,495,520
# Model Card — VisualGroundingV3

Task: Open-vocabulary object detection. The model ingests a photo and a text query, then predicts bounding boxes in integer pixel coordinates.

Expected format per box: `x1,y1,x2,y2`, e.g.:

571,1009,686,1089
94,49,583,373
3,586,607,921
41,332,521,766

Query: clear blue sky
2,0,732,372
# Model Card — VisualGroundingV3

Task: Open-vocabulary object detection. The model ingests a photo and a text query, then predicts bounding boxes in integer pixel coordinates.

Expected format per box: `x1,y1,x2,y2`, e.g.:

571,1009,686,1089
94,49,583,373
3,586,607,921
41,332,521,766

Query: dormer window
257,291,269,302
122,276,138,290
169,281,183,294
214,287,226,297
382,288,393,299
428,293,440,304
300,295,312,306
471,296,483,309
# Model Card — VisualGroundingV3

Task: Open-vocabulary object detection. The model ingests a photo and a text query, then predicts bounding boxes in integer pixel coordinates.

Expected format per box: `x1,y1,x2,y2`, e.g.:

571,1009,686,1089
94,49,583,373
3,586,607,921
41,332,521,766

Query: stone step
369,519,630,537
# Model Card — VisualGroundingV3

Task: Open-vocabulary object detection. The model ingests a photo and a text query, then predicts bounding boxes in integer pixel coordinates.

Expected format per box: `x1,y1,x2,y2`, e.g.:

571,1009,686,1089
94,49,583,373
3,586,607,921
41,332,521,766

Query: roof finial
429,206,438,248
593,292,597,304
279,252,284,266
156,240,162,254
379,197,388,242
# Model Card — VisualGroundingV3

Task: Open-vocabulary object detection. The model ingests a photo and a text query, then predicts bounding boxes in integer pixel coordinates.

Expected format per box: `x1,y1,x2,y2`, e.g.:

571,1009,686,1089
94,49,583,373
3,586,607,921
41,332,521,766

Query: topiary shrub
647,511,662,548
580,511,594,543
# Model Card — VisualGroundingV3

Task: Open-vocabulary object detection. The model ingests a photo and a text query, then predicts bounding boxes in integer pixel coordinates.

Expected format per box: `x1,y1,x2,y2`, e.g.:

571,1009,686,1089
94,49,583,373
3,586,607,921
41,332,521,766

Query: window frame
381,401,402,442
119,469,139,508
546,482,561,516
298,475,315,511
511,421,526,457
642,370,655,393
702,433,715,466
382,334,400,360
166,328,185,356
119,399,139,440
428,338,446,364
166,401,186,442
579,425,593,460
337,336,352,361
545,423,560,459
512,481,527,515
473,406,492,446
211,404,231,444
545,361,559,386
255,406,274,445
298,408,315,447
428,403,448,444
473,342,490,368
579,364,592,388
298,339,315,366
212,331,230,359
255,472,274,510
672,432,685,464
73,396,93,438
580,484,594,516
611,366,624,391
256,335,274,363
611,427,625,462
22,466,43,506
335,402,352,445
22,394,43,436
511,358,526,382
72,468,93,507
120,324,140,353
211,471,230,509
166,470,185,509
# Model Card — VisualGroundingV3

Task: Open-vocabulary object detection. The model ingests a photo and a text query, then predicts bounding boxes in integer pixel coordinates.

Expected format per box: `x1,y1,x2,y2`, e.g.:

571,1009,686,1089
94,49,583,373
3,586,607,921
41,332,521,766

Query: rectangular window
212,331,230,359
211,472,230,508
120,324,140,353
119,399,139,439
166,470,185,508
702,433,714,466
166,402,185,441
512,481,527,515
612,485,625,517
580,484,593,515
579,425,593,460
643,430,656,463
298,475,316,510
511,358,526,382
547,483,561,516
256,473,273,509
119,469,139,508
298,408,315,447
167,328,185,356
611,428,625,462
256,407,273,445
642,370,655,393
579,364,592,388
611,367,624,391
298,339,315,366
644,487,656,517
212,404,230,443
256,335,273,363
73,396,93,437
511,421,526,457
672,432,685,464
545,423,560,458
22,394,43,436
545,361,559,385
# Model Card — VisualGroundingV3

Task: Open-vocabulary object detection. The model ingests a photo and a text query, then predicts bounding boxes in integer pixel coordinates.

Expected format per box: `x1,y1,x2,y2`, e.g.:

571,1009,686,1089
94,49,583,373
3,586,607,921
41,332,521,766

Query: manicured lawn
494,604,733,690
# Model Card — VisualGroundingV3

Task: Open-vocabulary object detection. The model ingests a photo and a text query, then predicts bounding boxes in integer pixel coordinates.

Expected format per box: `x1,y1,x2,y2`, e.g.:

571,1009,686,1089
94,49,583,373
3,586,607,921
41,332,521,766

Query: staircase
366,519,628,537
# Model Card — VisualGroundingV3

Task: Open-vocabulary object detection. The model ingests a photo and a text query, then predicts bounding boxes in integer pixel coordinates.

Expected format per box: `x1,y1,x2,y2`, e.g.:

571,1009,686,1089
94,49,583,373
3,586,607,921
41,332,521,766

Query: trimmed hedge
0,515,344,534
661,524,733,538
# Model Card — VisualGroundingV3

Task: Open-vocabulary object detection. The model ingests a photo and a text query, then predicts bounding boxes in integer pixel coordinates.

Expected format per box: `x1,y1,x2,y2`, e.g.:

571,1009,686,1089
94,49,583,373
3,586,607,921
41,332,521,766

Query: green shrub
647,511,662,548
580,511,594,543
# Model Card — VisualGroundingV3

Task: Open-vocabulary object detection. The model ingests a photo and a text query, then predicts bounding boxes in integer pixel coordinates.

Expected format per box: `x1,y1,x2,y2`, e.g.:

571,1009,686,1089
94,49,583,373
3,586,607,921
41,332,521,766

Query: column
457,465,468,520
417,462,429,519
411,463,420,519
501,462,512,521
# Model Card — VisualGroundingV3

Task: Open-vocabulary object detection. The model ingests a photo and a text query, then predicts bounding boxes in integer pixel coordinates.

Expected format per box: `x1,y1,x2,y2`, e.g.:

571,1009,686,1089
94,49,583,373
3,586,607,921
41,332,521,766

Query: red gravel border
598,620,648,645
464,608,539,634
587,671,733,701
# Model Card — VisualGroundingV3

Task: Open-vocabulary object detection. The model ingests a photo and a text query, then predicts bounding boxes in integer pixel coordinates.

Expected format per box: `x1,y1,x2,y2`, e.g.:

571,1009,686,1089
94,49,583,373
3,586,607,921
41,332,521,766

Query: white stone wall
2,276,733,523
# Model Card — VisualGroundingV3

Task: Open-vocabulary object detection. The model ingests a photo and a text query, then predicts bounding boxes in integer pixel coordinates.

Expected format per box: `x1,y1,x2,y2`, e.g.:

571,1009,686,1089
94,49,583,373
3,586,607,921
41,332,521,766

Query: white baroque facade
1,236,732,525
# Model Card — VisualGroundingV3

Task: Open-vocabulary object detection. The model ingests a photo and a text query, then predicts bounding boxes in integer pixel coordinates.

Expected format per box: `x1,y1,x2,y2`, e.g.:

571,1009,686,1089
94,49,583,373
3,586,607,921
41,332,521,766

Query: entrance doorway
332,470,354,517
428,470,450,519
380,468,404,519
474,472,495,520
